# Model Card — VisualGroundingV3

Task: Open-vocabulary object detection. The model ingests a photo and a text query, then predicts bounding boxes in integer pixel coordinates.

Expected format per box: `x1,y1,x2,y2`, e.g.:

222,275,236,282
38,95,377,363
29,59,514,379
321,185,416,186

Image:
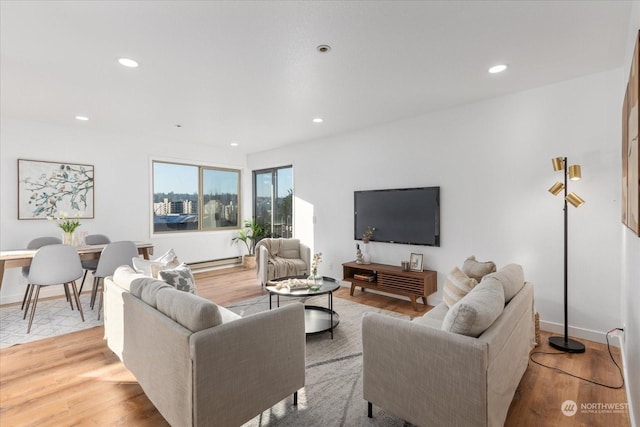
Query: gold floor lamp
547,156,586,353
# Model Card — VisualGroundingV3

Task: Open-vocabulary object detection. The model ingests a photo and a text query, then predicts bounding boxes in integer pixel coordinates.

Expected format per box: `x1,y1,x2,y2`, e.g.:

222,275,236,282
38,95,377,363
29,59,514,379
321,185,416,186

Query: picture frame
409,253,424,272
622,30,640,236
18,159,94,220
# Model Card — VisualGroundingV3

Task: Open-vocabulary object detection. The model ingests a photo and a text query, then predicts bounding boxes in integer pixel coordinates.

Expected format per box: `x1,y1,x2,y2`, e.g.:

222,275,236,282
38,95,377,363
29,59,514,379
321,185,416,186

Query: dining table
0,242,154,288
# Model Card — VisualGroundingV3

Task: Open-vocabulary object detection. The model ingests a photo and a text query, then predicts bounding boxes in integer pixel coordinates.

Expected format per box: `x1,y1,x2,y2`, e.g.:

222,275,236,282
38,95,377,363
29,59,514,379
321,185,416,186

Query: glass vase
361,242,371,264
62,231,74,246
307,273,323,290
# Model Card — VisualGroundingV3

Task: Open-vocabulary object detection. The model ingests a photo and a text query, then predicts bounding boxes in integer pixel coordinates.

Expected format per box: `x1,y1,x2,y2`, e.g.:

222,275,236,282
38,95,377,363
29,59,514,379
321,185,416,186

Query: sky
153,162,238,195
154,162,293,197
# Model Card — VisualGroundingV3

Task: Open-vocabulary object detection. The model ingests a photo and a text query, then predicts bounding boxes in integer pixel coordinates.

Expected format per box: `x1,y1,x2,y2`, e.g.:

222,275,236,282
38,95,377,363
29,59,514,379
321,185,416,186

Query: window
253,166,293,238
153,161,240,233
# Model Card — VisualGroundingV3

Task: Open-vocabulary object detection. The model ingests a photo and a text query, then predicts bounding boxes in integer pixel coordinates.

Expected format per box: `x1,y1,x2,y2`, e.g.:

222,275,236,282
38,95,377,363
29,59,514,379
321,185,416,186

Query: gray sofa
103,266,306,427
362,264,535,427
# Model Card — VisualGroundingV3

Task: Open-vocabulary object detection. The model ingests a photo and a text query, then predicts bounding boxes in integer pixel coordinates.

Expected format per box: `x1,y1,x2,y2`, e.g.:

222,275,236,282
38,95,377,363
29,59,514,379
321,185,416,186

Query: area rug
227,294,416,426
0,293,103,349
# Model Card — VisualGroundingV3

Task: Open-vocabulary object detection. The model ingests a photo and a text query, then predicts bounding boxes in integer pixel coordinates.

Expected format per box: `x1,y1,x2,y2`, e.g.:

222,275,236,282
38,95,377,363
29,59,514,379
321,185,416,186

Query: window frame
152,160,242,235
252,165,293,238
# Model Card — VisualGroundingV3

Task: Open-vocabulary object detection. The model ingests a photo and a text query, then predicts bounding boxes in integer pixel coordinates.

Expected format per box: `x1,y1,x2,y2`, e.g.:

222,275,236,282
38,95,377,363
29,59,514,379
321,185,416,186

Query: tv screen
354,187,440,247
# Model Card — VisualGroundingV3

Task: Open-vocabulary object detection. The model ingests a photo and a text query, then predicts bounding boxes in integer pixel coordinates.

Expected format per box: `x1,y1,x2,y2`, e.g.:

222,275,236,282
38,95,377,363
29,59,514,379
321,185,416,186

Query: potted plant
232,220,265,269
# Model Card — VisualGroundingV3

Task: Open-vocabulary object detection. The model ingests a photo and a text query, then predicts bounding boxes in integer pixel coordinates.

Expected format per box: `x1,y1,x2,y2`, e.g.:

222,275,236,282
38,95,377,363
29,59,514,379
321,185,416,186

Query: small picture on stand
409,253,423,272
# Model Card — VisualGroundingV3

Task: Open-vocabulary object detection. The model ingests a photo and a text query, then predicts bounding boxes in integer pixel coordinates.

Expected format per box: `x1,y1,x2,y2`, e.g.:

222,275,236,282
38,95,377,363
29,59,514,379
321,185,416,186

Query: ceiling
0,1,633,154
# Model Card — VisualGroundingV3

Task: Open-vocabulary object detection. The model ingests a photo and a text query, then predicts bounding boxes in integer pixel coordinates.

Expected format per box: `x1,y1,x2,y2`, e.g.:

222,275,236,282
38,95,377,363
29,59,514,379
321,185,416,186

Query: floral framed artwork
409,253,423,272
18,159,94,219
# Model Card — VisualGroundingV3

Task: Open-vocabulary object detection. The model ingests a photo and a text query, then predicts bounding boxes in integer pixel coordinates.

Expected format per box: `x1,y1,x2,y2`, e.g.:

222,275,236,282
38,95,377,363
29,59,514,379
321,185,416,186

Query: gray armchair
255,238,310,285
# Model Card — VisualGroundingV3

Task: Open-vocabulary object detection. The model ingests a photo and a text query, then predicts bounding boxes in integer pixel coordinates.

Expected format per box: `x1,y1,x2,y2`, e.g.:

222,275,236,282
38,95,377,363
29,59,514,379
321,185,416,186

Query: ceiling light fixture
118,57,139,68
75,115,89,121
230,142,239,147
317,45,331,53
312,118,323,123
488,64,507,74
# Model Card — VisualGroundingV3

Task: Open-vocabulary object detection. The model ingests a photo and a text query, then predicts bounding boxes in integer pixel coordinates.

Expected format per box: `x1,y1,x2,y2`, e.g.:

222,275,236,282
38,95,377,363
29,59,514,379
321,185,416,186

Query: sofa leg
368,402,373,418
293,391,298,406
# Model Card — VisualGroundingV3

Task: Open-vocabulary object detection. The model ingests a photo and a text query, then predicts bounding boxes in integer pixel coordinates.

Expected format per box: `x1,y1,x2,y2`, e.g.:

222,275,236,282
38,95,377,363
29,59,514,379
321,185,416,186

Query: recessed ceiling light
230,142,239,147
118,57,139,68
488,64,507,74
75,115,89,121
312,118,324,123
317,45,331,53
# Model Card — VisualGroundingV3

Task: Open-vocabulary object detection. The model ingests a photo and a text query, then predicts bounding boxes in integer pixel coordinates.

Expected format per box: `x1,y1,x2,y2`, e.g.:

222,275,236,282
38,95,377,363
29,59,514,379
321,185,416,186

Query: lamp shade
552,157,565,171
548,181,565,196
568,165,582,180
566,192,585,208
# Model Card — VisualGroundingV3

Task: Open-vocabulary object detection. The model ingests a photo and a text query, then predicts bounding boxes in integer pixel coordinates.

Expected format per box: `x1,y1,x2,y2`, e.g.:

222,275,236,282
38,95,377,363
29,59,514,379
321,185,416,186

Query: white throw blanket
257,238,300,278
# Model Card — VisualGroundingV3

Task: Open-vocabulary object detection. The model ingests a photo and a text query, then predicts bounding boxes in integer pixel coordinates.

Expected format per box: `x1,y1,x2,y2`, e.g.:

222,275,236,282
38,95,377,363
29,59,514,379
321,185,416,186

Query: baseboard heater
188,256,242,272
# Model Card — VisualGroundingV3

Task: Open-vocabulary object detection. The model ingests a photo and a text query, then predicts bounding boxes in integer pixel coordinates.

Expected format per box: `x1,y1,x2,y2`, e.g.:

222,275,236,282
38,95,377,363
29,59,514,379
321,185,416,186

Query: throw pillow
481,264,525,303
442,279,505,337
131,248,181,278
131,257,164,277
155,248,180,268
158,263,197,294
462,255,497,282
442,267,478,308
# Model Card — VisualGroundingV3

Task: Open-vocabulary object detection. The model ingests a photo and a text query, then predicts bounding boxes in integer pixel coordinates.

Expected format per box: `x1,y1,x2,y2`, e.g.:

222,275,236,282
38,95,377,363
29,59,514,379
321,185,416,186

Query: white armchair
255,238,311,285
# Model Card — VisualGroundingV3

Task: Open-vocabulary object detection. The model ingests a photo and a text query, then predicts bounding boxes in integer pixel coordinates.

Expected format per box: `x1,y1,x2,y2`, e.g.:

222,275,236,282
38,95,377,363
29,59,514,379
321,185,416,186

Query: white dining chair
79,234,111,294
90,241,139,320
24,244,84,333
21,236,62,311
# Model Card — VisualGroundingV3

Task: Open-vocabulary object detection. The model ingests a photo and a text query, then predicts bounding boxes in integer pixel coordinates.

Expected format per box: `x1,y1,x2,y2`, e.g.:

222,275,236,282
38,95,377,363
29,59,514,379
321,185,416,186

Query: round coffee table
266,275,340,339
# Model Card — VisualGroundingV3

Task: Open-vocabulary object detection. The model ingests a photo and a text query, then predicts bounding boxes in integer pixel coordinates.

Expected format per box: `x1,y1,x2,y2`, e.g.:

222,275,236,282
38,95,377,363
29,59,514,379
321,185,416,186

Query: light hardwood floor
0,267,630,426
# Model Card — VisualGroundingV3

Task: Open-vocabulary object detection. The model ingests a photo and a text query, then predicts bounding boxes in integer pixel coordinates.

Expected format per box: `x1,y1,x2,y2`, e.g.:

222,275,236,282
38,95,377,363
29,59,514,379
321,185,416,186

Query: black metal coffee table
266,276,340,339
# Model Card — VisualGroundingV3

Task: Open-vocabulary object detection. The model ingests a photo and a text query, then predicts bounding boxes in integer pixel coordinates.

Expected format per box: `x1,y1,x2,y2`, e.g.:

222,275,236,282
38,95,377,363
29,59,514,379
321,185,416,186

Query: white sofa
362,264,535,427
103,266,306,427
255,238,310,285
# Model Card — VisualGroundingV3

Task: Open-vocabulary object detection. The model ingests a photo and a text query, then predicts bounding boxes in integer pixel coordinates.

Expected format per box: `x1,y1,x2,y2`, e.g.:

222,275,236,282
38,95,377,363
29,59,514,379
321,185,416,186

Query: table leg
269,293,272,310
138,247,152,260
0,260,5,289
329,291,334,339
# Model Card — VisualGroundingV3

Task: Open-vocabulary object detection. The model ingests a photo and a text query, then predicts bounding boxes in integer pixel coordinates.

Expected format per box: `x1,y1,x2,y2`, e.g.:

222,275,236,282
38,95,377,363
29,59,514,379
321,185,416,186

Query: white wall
0,118,248,304
249,67,624,344
621,3,640,426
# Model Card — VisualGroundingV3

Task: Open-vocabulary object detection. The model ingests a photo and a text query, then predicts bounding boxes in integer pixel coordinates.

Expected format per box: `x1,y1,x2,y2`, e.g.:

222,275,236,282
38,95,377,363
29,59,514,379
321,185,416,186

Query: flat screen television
354,186,440,247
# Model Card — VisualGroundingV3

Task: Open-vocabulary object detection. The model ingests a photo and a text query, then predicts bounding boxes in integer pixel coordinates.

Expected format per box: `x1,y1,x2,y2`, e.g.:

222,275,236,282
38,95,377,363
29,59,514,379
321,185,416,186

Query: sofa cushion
158,263,197,294
112,265,148,292
442,279,505,337
462,255,497,282
443,267,478,308
481,264,525,303
281,239,301,259
413,303,449,329
155,288,222,332
129,278,173,308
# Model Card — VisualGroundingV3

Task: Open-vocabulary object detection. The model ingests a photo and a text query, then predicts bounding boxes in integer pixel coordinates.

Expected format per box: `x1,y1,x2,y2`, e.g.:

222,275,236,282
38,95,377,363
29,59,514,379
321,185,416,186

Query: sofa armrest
257,245,269,285
103,277,127,360
362,313,489,427
299,242,311,274
190,303,305,427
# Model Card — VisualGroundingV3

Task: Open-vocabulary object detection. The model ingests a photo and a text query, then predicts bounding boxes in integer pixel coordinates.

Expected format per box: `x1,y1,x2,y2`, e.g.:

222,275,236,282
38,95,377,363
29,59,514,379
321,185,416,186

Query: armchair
255,238,310,285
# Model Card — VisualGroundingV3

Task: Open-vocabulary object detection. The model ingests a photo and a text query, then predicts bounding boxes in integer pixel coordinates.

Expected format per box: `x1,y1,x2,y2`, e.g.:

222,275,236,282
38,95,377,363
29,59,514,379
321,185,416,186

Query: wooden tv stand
342,261,437,311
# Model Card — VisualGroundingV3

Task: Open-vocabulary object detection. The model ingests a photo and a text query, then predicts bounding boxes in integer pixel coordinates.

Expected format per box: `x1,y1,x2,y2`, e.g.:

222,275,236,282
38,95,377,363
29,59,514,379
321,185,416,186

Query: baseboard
615,332,637,427
539,320,617,346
